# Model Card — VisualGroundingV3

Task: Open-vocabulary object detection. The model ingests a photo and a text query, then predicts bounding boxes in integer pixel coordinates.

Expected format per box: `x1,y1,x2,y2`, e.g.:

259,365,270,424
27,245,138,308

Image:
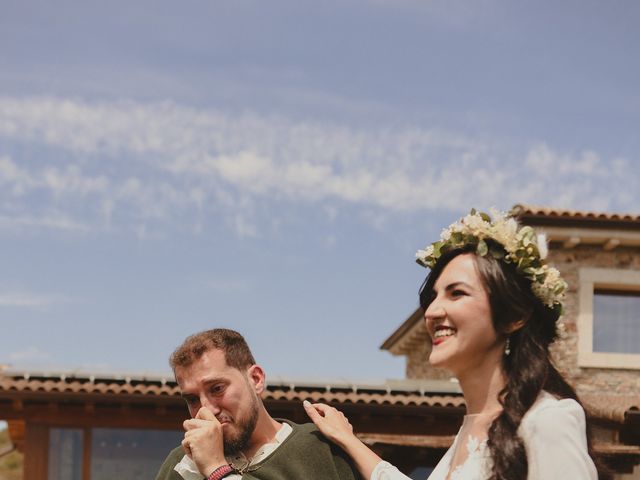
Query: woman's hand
304,400,385,479
303,400,356,449
182,407,228,476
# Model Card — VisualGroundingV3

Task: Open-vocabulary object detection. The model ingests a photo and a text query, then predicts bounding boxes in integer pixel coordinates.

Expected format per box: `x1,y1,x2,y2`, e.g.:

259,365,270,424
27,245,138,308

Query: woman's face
424,253,504,377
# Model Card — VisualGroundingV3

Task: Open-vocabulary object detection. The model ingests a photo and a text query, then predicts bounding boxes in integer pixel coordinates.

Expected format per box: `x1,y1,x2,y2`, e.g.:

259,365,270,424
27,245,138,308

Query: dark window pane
593,290,640,354
90,428,182,479
410,466,434,479
48,428,83,480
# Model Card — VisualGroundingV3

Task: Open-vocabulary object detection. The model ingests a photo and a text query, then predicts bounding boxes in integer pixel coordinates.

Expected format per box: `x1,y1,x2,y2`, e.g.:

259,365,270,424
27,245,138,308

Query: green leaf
477,239,488,256
479,212,491,222
553,303,563,317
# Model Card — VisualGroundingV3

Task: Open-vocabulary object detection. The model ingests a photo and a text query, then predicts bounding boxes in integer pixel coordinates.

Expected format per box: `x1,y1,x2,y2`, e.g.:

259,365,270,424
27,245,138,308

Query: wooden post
82,426,92,480
23,423,48,480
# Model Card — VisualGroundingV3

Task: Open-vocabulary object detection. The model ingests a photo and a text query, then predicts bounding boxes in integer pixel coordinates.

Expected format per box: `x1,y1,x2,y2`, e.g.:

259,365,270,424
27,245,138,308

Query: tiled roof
511,204,640,228
0,370,464,409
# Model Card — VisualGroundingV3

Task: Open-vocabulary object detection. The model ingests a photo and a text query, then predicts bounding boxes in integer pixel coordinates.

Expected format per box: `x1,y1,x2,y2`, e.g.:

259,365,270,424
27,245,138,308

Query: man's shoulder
155,445,185,480
278,420,323,442
257,420,358,479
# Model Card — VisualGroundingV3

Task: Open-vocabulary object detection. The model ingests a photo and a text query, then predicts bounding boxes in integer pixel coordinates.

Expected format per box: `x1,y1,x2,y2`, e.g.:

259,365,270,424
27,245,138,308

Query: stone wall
547,245,640,396
405,339,451,380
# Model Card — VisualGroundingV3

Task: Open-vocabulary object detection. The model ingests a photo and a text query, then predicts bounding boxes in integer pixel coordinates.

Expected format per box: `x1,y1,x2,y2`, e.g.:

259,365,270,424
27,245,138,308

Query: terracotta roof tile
512,204,640,223
4,371,634,424
0,371,464,408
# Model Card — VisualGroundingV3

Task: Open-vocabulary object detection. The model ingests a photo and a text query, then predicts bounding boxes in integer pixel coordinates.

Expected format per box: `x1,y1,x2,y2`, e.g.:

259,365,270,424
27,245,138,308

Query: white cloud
0,96,637,236
0,213,90,232
0,291,74,309
8,346,52,363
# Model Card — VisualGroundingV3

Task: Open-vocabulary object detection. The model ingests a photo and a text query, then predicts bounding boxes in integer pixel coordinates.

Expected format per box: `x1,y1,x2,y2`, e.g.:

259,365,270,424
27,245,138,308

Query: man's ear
246,364,266,394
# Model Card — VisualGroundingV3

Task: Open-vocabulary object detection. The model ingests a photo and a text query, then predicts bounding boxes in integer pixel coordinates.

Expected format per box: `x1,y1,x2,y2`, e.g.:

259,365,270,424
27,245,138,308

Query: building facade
2,205,638,479
382,205,640,478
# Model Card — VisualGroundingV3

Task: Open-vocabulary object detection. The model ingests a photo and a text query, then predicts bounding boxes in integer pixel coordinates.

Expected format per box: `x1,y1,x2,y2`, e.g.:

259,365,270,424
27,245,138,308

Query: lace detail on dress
370,460,412,480
447,435,489,480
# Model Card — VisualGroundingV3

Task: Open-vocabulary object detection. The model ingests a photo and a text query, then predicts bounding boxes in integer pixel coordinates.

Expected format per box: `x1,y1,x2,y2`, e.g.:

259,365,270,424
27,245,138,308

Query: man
155,328,358,480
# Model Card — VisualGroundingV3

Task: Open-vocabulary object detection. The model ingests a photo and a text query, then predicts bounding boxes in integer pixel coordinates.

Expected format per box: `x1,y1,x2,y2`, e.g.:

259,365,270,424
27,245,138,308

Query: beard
221,391,260,456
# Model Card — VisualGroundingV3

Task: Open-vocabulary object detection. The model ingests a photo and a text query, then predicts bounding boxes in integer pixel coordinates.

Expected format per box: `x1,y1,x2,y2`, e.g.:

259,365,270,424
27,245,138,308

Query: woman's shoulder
518,393,597,479
519,391,587,438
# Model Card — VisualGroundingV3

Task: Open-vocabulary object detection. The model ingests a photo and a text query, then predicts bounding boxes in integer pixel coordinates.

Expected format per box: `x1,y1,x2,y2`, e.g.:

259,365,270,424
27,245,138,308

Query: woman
304,209,598,480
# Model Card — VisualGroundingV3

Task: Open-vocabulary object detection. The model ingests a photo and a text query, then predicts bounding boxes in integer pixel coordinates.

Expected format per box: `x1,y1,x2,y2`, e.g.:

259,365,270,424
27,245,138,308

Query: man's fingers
195,407,218,421
184,417,219,431
181,437,192,457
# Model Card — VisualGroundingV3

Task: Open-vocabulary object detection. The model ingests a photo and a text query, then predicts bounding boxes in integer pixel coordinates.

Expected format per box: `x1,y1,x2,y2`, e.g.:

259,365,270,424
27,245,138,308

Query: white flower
537,233,548,259
415,209,566,311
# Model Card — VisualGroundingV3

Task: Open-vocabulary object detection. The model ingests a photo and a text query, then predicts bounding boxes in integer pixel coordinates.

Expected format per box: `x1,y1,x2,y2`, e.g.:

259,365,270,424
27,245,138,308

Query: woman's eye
452,289,466,297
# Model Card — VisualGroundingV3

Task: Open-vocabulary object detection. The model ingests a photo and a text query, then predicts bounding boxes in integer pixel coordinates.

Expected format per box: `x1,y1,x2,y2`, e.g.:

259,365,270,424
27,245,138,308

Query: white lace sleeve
370,461,413,480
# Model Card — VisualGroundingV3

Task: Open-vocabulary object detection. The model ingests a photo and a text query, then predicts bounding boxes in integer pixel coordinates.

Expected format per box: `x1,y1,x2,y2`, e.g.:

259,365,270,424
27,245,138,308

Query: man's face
175,348,262,455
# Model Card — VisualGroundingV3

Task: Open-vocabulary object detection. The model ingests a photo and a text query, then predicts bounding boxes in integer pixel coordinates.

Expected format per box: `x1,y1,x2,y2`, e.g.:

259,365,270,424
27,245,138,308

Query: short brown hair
170,328,256,371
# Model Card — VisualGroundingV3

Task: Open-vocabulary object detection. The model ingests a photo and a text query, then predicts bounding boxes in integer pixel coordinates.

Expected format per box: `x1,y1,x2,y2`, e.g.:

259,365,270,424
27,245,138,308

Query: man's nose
200,395,221,415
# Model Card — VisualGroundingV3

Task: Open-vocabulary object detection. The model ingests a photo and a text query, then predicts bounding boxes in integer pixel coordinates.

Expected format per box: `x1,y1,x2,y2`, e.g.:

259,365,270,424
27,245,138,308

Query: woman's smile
432,325,457,345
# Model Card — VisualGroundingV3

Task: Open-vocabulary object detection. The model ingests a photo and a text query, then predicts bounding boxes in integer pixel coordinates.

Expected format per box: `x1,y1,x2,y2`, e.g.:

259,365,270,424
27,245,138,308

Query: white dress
370,392,598,480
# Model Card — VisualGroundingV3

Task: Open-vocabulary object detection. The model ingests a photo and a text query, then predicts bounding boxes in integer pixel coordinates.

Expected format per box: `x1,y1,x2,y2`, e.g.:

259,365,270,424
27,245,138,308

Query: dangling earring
504,337,511,356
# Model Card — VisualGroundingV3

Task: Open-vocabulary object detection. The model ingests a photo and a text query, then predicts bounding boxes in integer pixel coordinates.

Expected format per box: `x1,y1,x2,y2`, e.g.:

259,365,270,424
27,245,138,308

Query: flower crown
415,208,567,312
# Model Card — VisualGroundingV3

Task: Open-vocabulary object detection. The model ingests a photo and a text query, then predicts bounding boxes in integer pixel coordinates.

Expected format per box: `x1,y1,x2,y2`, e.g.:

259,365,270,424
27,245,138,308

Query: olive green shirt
155,420,359,480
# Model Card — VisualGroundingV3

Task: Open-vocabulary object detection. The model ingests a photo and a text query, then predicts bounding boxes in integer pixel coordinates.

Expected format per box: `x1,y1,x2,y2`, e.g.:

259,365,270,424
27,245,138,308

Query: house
0,369,469,479
381,205,640,478
1,204,638,479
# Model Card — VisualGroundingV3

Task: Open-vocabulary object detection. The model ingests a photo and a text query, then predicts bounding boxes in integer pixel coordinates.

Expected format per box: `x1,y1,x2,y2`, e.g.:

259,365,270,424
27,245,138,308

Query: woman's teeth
434,328,456,338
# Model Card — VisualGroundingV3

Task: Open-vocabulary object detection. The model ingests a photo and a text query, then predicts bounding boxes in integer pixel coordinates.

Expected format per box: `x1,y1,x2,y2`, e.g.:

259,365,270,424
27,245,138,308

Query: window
578,268,640,369
593,290,640,354
90,428,183,479
47,427,182,480
48,429,83,480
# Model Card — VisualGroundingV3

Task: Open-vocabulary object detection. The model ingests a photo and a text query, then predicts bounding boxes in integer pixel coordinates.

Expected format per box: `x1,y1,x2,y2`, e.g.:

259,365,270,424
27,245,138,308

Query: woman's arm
303,401,411,480
522,398,598,480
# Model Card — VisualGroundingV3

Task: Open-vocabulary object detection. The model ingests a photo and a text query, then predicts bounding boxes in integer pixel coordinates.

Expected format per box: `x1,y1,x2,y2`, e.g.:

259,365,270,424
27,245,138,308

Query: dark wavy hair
419,244,596,480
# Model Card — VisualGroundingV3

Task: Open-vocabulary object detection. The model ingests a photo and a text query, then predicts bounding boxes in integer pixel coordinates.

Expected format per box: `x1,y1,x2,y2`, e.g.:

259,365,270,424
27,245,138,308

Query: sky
1,0,639,381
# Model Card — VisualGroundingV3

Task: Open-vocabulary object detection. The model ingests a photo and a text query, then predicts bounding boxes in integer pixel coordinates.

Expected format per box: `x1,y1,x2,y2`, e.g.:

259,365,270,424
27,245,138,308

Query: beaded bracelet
207,464,235,480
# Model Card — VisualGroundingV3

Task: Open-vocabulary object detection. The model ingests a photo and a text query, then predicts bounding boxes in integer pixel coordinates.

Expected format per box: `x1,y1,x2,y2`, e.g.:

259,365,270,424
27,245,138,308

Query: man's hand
182,407,228,476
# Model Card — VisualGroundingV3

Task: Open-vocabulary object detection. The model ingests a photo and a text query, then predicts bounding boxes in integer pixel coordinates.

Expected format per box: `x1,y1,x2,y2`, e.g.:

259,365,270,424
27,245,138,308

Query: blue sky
1,0,639,380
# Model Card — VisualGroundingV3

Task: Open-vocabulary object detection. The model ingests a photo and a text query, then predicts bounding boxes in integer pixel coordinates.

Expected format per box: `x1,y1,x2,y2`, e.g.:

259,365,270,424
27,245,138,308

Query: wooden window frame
578,267,640,369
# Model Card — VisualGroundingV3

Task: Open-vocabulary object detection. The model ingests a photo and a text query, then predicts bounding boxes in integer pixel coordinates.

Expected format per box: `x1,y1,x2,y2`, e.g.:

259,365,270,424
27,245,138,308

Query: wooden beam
6,419,25,452
563,236,581,248
603,238,621,251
